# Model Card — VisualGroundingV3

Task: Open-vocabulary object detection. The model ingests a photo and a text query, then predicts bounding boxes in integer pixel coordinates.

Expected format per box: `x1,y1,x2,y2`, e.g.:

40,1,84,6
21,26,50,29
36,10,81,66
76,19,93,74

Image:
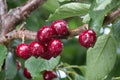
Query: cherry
16,43,31,59
16,60,21,71
23,68,32,79
40,52,52,60
78,29,96,48
43,70,57,80
48,39,63,58
37,26,55,44
51,20,69,36
29,41,45,58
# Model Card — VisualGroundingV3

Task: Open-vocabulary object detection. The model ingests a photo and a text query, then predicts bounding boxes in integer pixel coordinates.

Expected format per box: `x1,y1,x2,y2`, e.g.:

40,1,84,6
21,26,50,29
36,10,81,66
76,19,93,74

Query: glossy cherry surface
23,68,32,79
48,39,63,58
51,20,69,36
29,41,45,58
16,43,31,59
78,29,96,48
43,70,57,80
37,26,55,44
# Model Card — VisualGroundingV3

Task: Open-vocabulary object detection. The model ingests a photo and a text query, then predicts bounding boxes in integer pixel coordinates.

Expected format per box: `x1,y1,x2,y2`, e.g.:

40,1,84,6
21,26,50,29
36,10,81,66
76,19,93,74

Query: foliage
1,0,120,80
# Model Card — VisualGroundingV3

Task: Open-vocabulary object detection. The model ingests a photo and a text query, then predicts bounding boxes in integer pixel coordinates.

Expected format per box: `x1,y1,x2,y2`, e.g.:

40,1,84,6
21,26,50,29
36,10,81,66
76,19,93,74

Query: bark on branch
0,0,7,30
103,7,120,25
0,0,45,35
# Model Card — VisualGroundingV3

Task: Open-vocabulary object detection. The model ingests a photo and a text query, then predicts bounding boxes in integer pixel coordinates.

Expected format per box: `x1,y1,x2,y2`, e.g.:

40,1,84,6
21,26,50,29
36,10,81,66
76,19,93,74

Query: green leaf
86,34,117,80
47,3,90,21
5,52,17,79
67,17,83,29
32,75,43,80
113,18,120,42
25,56,60,78
0,44,7,71
42,0,60,13
0,70,5,80
82,14,90,23
89,0,120,35
74,74,85,80
79,66,86,76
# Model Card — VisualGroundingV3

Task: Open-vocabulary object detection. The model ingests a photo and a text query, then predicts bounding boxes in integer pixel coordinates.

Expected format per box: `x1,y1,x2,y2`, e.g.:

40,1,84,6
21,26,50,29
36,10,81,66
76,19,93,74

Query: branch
0,0,45,35
0,24,88,44
0,0,7,17
103,7,120,25
0,0,7,29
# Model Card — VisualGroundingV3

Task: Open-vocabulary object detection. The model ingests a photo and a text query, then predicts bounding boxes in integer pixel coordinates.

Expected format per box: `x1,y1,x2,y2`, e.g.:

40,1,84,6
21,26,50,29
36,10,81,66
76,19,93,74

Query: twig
103,7,120,25
0,24,87,44
0,0,45,35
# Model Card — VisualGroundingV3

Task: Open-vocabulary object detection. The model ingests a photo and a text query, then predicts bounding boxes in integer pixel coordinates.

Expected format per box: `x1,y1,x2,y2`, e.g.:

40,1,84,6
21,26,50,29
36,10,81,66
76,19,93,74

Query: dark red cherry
16,43,31,59
51,20,69,36
16,60,21,71
78,29,96,48
48,39,63,58
37,26,55,44
40,52,52,60
43,70,57,80
23,68,32,79
29,41,45,58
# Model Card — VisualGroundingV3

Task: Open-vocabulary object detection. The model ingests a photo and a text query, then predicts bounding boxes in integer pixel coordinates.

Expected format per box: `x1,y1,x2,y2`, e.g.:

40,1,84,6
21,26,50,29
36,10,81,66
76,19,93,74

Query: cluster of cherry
15,19,97,80
16,20,69,60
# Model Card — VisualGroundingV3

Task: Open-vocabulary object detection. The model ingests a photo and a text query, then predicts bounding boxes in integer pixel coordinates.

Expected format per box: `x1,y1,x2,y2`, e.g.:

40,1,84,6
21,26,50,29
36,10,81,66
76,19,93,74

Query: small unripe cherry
29,41,45,58
16,43,31,59
48,39,63,58
23,68,32,79
37,26,55,44
43,70,57,80
51,20,69,36
78,29,96,48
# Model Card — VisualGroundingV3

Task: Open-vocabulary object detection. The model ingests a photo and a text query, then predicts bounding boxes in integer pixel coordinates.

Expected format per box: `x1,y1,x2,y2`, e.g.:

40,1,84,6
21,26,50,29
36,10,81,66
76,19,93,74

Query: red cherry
23,68,32,79
37,26,55,44
51,20,69,36
29,41,45,58
16,43,31,59
43,70,57,80
16,60,21,71
40,52,52,60
48,39,63,58
78,29,96,48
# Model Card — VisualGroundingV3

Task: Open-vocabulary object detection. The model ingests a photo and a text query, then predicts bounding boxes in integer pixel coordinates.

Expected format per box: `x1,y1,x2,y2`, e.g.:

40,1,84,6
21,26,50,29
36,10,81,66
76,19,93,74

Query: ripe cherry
48,39,63,58
16,60,21,71
51,20,69,36
78,29,96,48
23,68,32,79
37,26,55,44
29,41,45,58
40,52,52,60
16,43,31,59
43,70,57,80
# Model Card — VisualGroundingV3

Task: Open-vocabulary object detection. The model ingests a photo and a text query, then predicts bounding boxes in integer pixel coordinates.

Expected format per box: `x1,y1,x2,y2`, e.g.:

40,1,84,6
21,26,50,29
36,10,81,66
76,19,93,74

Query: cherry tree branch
0,0,45,35
0,0,7,17
0,24,88,44
103,7,120,25
0,0,7,29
